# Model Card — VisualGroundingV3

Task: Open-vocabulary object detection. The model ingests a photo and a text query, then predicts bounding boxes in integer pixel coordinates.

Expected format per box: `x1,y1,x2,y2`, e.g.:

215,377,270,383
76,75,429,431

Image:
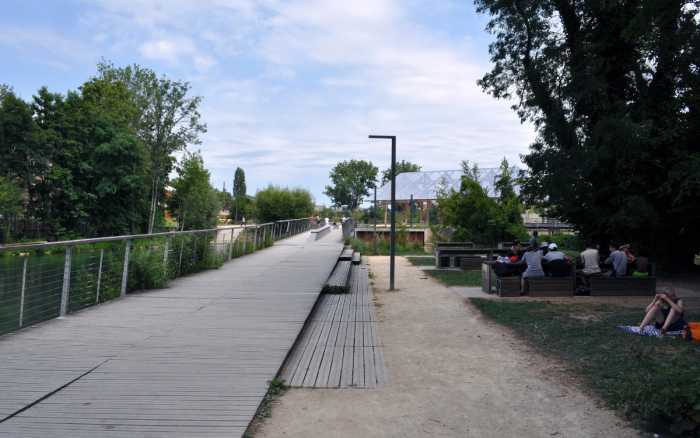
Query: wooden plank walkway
280,261,387,388
0,230,344,438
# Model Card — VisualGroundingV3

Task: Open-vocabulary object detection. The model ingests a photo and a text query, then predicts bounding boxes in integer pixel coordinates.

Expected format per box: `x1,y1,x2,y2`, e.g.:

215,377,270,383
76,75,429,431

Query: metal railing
0,218,312,336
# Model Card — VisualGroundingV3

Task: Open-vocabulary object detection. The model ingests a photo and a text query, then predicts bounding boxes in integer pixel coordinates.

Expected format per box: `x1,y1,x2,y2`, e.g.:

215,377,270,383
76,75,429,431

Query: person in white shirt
580,243,601,274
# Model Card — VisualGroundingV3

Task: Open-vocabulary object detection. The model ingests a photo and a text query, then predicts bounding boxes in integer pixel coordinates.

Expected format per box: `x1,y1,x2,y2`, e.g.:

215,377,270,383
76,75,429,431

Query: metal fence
0,218,312,336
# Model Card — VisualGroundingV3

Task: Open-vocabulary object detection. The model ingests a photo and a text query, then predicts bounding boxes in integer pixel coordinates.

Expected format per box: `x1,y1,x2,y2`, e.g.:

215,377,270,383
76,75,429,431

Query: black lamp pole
369,135,396,290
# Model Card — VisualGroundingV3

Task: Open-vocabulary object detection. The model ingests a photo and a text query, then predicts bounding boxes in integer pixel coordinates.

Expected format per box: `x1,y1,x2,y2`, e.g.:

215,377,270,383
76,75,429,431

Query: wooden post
120,240,131,297
59,247,72,317
95,248,104,304
18,256,28,327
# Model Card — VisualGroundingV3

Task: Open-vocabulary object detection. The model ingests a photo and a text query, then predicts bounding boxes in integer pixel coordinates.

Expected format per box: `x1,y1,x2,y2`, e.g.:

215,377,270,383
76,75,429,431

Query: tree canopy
170,152,220,230
438,160,525,245
476,0,700,265
381,160,422,184
95,61,206,233
324,160,378,210
0,61,205,240
255,186,314,223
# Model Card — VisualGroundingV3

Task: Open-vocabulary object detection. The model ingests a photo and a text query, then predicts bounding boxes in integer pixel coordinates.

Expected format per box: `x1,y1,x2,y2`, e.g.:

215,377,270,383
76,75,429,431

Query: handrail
0,216,314,337
0,217,313,252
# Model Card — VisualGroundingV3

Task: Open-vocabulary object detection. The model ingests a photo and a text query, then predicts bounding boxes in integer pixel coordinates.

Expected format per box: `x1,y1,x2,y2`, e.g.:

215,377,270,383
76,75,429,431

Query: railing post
59,247,72,317
253,227,258,250
18,256,28,327
95,248,104,304
163,236,170,272
228,228,234,260
120,240,131,297
178,237,185,274
242,226,247,254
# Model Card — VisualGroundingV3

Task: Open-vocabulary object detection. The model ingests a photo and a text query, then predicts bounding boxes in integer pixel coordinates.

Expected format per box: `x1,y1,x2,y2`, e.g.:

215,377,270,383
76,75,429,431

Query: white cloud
49,0,535,202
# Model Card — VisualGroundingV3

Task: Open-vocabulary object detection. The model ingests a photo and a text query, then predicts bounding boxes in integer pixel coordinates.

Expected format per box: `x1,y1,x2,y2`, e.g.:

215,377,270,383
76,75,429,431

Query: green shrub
128,244,168,291
546,233,584,251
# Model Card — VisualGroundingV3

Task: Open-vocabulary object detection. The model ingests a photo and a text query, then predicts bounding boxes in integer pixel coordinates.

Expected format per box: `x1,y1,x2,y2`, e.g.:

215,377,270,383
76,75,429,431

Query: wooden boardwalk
280,262,387,388
0,231,344,438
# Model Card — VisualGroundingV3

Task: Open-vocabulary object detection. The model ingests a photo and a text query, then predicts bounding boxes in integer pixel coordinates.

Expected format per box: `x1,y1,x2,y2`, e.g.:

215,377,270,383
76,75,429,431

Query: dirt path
256,256,639,438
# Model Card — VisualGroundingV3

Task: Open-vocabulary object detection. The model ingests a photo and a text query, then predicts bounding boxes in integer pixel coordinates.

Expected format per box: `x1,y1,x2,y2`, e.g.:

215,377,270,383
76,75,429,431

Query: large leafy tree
170,152,220,230
95,61,206,233
380,160,421,185
324,160,378,209
255,186,314,223
476,0,700,264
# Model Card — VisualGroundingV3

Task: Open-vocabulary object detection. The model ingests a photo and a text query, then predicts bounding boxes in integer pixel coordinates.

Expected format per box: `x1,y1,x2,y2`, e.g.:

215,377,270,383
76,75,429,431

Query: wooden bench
482,262,496,293
435,243,507,269
589,276,656,296
526,277,575,297
497,277,521,297
310,224,331,240
460,255,486,271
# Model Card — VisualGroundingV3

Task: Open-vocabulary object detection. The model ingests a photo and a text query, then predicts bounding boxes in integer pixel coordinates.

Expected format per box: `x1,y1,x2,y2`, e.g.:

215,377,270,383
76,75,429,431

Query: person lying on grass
639,289,686,335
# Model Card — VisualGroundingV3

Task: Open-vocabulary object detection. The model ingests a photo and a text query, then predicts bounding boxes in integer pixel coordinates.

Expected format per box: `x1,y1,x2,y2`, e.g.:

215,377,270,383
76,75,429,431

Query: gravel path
255,256,639,438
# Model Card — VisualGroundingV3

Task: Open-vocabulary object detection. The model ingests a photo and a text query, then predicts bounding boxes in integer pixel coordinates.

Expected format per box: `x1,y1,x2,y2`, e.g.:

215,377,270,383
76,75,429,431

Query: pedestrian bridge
0,230,344,437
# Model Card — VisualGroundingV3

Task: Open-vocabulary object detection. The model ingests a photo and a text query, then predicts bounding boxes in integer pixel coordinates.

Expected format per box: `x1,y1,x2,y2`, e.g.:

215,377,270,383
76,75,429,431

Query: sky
0,0,536,205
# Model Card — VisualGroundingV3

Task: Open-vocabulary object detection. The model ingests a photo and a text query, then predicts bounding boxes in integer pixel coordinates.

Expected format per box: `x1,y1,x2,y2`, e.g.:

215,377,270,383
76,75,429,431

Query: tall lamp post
369,135,396,290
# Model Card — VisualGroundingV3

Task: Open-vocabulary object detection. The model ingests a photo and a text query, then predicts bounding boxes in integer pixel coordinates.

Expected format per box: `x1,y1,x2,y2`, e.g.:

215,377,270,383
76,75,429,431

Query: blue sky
1,0,535,204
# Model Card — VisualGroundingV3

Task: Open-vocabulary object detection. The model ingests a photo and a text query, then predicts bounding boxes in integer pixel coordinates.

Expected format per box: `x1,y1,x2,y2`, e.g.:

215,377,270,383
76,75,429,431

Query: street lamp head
368,135,396,140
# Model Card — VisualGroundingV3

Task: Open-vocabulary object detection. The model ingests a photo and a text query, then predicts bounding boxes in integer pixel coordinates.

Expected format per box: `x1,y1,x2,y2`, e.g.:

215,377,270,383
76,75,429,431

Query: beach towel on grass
617,325,683,337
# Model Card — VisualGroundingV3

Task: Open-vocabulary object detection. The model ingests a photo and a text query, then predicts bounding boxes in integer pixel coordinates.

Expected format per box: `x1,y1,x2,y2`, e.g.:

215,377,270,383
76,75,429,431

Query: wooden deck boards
0,231,344,438
279,264,387,389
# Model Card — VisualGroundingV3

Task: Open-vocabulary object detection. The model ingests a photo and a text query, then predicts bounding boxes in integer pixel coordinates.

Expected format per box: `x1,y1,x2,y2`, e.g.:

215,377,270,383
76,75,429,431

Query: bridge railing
0,218,313,336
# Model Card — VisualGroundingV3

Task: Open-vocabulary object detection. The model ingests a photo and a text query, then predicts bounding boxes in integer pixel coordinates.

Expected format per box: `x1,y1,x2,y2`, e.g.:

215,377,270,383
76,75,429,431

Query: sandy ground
255,256,640,438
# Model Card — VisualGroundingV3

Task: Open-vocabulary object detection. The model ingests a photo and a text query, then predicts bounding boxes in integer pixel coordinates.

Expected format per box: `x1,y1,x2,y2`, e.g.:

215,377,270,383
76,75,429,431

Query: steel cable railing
0,218,313,336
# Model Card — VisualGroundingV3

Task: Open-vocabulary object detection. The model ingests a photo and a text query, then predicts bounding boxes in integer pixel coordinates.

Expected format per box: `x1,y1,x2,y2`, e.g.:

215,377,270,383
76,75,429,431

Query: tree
380,160,421,184
255,186,314,223
232,167,247,222
438,166,499,245
170,152,220,230
438,161,525,244
0,176,22,243
476,1,700,265
95,61,206,233
324,160,378,209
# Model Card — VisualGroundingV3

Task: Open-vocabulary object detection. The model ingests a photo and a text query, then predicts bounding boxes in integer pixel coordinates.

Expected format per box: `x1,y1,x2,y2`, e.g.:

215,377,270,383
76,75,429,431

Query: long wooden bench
460,255,486,271
310,224,331,240
526,277,575,297
589,276,656,296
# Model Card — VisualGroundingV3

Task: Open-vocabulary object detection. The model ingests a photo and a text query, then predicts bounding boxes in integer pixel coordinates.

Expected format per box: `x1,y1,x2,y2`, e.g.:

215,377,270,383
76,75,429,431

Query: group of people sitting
494,231,652,287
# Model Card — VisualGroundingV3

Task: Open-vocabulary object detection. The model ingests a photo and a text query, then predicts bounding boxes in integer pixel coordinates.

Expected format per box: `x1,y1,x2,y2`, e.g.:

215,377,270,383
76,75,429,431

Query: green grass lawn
424,269,481,287
406,256,435,266
470,299,700,436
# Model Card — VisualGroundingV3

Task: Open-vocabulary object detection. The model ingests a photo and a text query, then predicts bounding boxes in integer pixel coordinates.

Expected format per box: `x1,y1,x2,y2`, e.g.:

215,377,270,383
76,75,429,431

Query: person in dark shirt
639,289,686,334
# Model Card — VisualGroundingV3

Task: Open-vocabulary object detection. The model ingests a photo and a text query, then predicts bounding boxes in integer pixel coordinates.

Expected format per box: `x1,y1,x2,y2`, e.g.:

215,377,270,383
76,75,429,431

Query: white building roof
375,168,519,202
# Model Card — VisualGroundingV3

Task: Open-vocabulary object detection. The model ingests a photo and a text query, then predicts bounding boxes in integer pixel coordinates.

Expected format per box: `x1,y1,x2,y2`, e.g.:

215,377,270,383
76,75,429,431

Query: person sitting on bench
542,243,571,277
511,245,545,289
604,243,627,277
638,289,686,334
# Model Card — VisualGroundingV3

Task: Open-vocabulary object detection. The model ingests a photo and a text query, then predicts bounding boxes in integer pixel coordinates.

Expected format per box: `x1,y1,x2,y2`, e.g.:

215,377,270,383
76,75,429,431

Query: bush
349,237,425,255
128,242,168,291
546,233,584,251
